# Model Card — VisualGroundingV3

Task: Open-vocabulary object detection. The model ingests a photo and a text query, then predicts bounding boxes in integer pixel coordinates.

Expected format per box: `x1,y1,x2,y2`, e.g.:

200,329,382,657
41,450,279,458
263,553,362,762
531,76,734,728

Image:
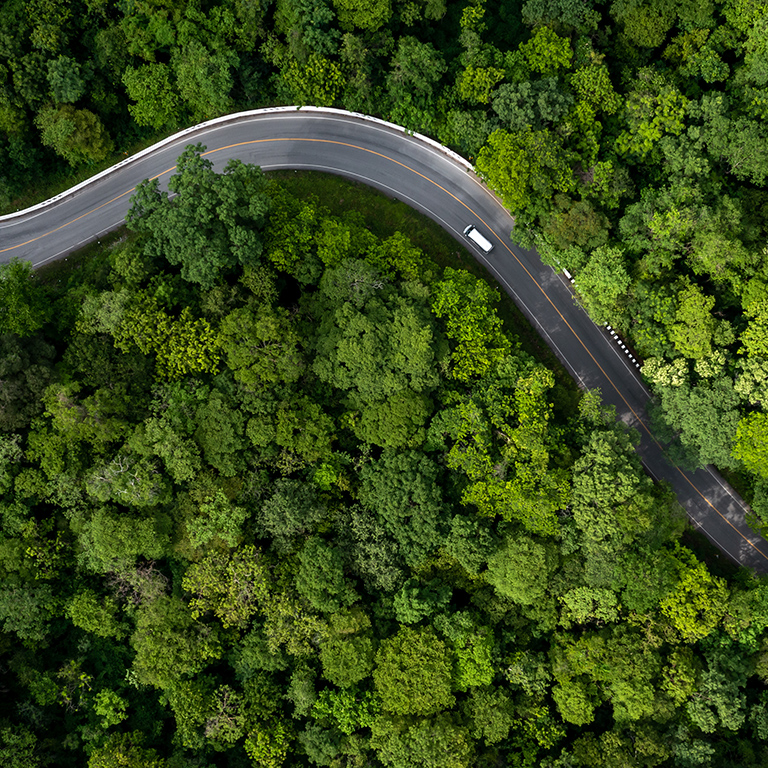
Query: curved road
2,107,767,574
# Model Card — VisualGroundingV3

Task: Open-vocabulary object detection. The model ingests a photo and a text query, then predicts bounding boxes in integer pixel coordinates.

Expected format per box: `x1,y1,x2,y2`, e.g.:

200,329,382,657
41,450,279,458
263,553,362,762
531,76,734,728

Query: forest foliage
2,148,768,768
2,0,768,524
3,0,768,765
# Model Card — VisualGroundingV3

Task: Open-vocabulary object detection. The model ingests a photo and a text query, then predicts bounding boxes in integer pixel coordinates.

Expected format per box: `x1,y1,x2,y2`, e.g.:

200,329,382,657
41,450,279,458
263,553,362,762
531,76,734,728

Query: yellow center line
486,232,768,562
7,135,766,563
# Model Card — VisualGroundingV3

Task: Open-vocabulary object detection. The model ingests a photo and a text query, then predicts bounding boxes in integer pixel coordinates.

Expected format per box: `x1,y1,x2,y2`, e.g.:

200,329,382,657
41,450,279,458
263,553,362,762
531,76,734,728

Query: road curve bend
2,106,767,574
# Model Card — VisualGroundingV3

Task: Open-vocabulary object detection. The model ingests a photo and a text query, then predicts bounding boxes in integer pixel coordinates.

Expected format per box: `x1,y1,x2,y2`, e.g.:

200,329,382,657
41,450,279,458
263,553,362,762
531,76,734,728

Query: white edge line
0,106,474,223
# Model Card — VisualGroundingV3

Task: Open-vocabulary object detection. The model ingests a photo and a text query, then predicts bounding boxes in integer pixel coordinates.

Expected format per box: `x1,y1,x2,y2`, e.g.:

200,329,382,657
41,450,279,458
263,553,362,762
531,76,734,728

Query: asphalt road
3,108,767,574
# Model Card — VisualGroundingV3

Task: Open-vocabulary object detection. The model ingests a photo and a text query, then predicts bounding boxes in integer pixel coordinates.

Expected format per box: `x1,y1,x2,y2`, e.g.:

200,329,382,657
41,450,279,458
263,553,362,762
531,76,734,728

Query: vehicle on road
463,224,494,253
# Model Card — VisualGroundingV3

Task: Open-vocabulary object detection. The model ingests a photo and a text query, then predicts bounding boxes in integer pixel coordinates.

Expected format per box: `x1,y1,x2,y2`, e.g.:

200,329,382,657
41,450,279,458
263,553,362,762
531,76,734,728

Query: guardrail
0,106,475,222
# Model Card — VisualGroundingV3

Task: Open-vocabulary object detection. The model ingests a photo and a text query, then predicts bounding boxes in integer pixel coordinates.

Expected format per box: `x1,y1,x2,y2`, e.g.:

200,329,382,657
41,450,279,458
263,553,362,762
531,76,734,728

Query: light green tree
485,533,555,605
732,412,768,479
430,268,510,381
476,127,575,214
660,546,728,642
668,282,716,360
131,595,222,689
36,104,113,165
331,0,391,31
575,246,631,323
519,26,573,74
123,63,180,129
373,627,455,716
183,546,268,629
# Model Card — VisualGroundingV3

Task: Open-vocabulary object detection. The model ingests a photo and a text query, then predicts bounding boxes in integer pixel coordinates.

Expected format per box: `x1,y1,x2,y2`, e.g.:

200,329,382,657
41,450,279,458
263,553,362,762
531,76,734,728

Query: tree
542,198,611,253
485,533,556,605
660,546,729,642
570,57,622,115
184,488,248,550
76,506,170,573
131,595,222,689
615,69,687,158
0,259,52,337
132,416,202,485
444,514,498,575
393,578,451,625
66,589,126,639
522,0,601,32
463,686,515,745
570,426,671,550
705,114,768,186
668,282,717,360
86,452,170,509
0,726,41,768
732,412,768,479
41,382,129,451
493,82,537,131
35,104,113,165
371,712,474,768
476,127,575,216
655,376,741,469
28,0,72,53
244,719,292,768
257,479,328,551
358,450,448,567
551,679,598,726
93,689,129,728
457,65,505,105
741,298,768,358
88,731,166,768
519,26,573,74
123,63,180,129
46,54,85,103
434,611,494,691
194,390,246,476
219,303,304,390
312,688,379,735
183,545,268,629
126,145,270,290
430,268,510,381
0,582,58,642
0,334,54,432
296,537,357,614
575,245,631,323
331,0,391,31
341,504,406,593
172,40,238,121
610,0,676,48
114,294,221,380
284,53,343,106
387,37,446,109
373,627,455,716
320,627,375,688
272,396,335,465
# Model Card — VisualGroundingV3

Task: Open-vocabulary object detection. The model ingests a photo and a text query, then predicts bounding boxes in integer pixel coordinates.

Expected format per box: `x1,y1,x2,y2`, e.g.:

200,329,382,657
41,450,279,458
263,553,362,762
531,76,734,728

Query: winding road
2,107,767,574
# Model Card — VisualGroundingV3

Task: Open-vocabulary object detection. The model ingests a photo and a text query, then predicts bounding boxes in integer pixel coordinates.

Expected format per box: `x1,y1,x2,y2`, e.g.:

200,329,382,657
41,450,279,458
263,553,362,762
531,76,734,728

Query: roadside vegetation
1,0,767,528
1,149,768,768
2,1,768,765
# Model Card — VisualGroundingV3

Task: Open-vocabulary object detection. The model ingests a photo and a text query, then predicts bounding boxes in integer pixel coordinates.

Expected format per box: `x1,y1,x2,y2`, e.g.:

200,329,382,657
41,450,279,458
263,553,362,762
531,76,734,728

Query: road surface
2,107,767,573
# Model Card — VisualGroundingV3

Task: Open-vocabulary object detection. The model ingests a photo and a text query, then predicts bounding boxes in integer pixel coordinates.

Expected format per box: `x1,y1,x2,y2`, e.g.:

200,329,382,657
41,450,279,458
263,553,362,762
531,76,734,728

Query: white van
463,225,494,253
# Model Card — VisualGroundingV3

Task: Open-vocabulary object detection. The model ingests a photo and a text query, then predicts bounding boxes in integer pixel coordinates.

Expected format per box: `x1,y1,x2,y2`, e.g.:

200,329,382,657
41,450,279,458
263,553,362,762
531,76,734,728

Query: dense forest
1,147,768,768
3,0,768,766
1,0,767,522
